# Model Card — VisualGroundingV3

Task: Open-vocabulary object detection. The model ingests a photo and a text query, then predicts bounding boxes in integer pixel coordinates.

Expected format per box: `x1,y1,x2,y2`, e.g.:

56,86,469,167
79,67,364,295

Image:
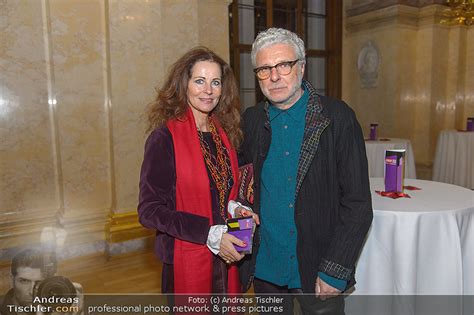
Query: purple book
384,149,405,192
227,216,254,254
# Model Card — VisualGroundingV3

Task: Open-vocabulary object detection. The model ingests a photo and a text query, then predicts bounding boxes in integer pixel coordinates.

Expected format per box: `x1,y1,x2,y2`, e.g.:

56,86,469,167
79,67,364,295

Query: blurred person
138,47,257,294
238,28,373,314
0,249,82,315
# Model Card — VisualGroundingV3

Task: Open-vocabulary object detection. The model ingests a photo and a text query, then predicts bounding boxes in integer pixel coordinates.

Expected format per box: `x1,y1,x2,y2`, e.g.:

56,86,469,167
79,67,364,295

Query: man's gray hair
251,28,306,67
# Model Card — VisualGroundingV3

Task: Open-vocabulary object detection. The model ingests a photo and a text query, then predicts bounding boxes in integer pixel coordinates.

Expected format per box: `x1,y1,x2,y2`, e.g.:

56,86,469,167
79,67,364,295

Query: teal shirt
255,88,308,288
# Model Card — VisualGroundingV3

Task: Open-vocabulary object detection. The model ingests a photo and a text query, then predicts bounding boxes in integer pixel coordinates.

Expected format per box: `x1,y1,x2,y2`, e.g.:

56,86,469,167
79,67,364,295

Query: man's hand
218,233,245,264
315,276,341,301
235,207,260,225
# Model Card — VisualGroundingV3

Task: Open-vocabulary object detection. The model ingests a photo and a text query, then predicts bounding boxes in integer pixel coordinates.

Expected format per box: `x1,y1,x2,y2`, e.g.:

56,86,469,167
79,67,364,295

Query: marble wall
342,2,474,177
0,0,231,261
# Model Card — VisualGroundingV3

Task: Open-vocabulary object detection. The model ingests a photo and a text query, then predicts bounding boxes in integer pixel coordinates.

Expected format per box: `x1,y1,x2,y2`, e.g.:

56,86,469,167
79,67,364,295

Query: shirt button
288,177,292,181
290,230,295,235
285,151,289,156
284,125,288,129
289,203,293,208
290,255,295,259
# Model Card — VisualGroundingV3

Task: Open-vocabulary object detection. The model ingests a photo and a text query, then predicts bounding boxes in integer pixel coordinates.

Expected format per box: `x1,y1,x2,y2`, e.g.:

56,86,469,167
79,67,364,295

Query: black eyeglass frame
253,59,301,79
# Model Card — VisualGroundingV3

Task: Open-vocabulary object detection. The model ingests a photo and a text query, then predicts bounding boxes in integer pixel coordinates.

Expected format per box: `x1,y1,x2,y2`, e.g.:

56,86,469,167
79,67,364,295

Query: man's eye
278,62,291,69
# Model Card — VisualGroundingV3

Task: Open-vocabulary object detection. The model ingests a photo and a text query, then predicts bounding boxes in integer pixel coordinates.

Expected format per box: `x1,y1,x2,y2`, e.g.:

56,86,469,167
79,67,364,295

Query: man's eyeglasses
253,59,301,80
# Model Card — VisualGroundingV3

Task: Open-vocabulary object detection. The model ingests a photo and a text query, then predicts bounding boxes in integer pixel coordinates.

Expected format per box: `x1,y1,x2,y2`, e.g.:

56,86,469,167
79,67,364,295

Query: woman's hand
235,207,260,225
218,233,245,264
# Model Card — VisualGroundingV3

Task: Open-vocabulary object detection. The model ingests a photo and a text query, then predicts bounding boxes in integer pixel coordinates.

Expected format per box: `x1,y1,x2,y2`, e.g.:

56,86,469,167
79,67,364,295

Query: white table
432,130,474,189
353,178,474,295
365,138,417,179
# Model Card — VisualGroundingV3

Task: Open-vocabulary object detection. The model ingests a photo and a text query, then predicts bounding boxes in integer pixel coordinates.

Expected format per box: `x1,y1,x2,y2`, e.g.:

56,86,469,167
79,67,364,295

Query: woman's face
187,60,222,117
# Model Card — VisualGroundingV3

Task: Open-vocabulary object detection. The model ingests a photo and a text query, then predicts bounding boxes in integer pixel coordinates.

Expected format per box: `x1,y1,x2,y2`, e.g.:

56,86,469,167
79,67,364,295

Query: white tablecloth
432,130,474,189
365,138,417,179
353,178,474,295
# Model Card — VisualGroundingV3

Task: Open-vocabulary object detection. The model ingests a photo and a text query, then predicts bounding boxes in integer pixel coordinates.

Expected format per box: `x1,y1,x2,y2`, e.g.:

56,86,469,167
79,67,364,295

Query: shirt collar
269,85,308,121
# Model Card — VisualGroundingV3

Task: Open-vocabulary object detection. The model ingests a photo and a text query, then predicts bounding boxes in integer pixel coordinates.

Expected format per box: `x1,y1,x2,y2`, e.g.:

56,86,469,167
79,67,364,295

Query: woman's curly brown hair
146,47,242,149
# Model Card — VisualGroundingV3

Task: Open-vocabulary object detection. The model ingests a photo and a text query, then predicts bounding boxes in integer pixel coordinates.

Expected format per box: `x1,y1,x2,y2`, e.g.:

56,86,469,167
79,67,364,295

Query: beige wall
342,4,474,178
0,0,231,260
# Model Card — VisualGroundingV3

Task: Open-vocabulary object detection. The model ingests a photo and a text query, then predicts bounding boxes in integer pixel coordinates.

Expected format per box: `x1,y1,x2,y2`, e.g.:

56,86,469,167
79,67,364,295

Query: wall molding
0,207,108,259
106,211,153,244
0,208,58,251
1,209,152,262
346,0,446,17
346,4,447,33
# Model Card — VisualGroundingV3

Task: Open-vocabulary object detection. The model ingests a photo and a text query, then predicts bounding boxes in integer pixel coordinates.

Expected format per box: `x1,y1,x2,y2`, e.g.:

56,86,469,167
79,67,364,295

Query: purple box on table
369,123,378,140
227,216,254,254
467,117,474,131
384,149,405,192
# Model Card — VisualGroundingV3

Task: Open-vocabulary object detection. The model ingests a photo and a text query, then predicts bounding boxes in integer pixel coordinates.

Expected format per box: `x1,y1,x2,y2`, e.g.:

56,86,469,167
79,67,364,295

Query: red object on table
403,185,421,191
375,190,411,199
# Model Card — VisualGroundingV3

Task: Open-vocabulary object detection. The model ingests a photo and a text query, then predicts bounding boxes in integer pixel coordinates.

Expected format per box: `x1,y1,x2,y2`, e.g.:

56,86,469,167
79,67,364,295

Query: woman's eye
212,80,221,87
195,79,204,84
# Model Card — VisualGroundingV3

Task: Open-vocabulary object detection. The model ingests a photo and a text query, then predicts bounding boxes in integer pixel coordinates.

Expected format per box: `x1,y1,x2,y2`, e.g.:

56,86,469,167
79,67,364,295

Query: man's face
255,43,305,109
12,267,45,306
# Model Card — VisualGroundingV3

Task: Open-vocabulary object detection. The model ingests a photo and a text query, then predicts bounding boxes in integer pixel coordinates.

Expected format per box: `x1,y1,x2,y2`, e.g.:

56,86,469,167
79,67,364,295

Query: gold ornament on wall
441,0,474,26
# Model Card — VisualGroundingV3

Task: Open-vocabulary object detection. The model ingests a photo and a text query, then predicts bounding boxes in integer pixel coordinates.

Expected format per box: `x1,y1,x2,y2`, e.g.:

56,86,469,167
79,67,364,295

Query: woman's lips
199,98,215,103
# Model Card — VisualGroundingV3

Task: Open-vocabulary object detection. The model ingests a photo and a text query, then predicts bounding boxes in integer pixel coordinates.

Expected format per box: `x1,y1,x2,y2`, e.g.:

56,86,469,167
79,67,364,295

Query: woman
138,47,247,294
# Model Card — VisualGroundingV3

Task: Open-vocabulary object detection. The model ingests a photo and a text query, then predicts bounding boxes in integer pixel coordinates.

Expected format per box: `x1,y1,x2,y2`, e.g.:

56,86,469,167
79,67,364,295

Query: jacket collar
295,80,330,204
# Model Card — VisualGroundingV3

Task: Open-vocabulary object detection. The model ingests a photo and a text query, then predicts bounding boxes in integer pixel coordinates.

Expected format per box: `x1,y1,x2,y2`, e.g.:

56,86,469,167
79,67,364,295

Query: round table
364,138,417,179
353,178,474,295
432,130,474,189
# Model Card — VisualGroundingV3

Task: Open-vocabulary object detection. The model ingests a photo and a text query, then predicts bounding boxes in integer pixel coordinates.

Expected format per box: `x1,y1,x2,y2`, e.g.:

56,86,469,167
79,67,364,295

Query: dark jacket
238,80,373,293
0,289,18,315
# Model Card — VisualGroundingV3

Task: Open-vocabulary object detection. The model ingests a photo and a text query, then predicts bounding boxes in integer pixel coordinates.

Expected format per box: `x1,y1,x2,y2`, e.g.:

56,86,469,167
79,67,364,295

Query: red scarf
167,108,240,294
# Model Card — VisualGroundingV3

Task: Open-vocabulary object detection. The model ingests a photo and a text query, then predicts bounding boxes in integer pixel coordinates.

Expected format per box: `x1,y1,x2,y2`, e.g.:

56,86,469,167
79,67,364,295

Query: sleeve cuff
318,271,347,292
319,258,353,281
227,200,253,218
206,225,228,254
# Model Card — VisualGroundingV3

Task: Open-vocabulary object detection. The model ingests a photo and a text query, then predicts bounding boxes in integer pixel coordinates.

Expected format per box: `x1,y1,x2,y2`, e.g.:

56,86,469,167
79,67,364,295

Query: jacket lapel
295,81,330,201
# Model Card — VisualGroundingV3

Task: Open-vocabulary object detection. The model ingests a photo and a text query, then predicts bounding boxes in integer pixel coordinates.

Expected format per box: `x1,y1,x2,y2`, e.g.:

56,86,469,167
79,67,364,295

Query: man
238,28,373,314
0,249,82,315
